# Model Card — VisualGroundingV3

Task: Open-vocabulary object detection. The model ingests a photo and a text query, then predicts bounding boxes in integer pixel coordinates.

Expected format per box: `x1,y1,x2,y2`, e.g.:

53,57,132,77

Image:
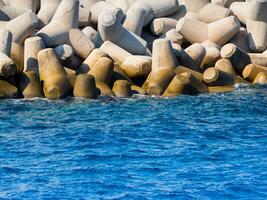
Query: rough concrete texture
0,0,267,99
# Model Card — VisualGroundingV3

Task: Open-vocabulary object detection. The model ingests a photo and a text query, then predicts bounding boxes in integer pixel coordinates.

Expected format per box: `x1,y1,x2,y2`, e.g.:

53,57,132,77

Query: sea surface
0,84,267,200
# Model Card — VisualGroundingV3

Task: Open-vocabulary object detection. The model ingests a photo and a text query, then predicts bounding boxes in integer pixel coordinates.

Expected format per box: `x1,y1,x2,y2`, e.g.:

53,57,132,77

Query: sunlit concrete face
0,0,267,100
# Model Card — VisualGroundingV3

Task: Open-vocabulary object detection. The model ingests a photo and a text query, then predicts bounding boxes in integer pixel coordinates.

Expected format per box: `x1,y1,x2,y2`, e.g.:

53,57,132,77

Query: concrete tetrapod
176,17,208,44
112,64,134,86
64,67,76,75
229,1,252,24
150,18,178,36
163,72,200,97
203,68,221,85
242,64,267,83
95,81,115,97
208,16,240,45
221,43,251,75
54,44,73,66
73,74,97,99
182,70,207,93
24,36,45,73
0,0,29,20
203,67,235,86
99,41,151,80
37,0,62,28
183,0,210,13
17,71,44,98
78,6,91,27
253,72,267,84
105,0,130,13
177,43,206,72
211,0,243,8
198,3,233,23
163,74,191,97
161,29,184,46
176,16,240,45
247,20,267,52
175,66,208,93
183,12,199,21
248,53,267,67
200,47,221,72
112,80,132,98
81,29,102,48
131,84,147,95
141,0,180,18
0,79,18,98
121,56,152,80
10,42,24,74
69,28,95,59
143,39,177,95
78,48,107,74
140,31,156,52
230,0,267,24
170,3,188,19
98,10,148,55
37,0,79,47
79,0,102,10
230,0,267,52
150,39,178,71
38,48,64,82
249,0,267,22
89,1,124,24
208,85,235,93
99,41,132,65
123,2,153,36
107,0,179,18
0,51,16,77
229,27,250,53
82,26,97,38
88,57,114,85
215,58,236,83
142,68,175,96
86,56,147,96
9,0,39,12
0,28,12,56
38,48,71,100
66,73,76,91
42,74,71,100
167,3,186,20
201,40,221,51
175,66,203,82
77,48,115,97
6,11,38,45
184,43,207,70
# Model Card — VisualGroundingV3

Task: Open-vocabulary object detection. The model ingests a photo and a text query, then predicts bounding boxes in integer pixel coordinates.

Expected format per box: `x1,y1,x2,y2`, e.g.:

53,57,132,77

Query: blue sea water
0,85,267,200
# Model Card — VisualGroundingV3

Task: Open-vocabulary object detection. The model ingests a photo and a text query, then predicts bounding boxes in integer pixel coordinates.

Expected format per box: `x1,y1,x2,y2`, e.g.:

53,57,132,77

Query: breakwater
0,0,267,100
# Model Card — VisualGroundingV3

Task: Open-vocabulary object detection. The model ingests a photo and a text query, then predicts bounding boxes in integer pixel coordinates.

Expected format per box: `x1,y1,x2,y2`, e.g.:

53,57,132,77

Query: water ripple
0,85,267,199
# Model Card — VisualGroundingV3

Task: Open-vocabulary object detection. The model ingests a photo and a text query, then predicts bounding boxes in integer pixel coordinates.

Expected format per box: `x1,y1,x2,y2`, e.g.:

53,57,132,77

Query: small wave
235,83,267,90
